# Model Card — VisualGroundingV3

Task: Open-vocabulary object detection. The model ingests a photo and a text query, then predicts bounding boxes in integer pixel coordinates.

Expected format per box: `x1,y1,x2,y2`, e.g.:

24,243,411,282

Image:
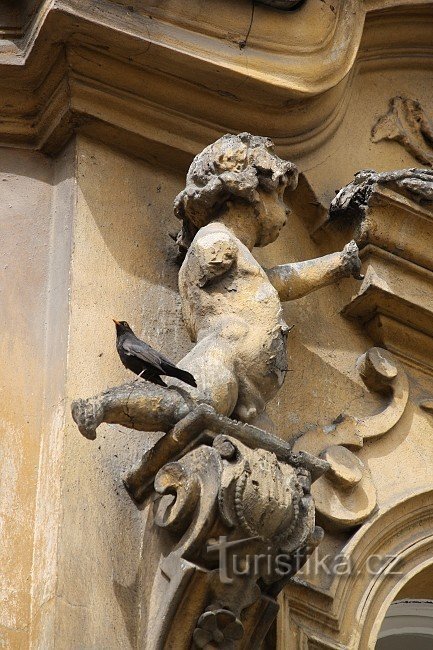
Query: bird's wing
122,338,175,373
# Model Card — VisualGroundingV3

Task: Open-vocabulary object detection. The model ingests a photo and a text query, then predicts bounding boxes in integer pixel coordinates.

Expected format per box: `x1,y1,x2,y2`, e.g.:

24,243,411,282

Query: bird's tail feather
169,366,197,388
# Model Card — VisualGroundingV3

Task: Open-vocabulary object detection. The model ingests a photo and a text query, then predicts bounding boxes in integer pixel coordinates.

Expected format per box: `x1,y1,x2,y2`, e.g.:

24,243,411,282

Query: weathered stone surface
139,434,327,648
372,96,433,166
70,134,365,647
329,168,433,222
72,133,362,441
3,3,433,648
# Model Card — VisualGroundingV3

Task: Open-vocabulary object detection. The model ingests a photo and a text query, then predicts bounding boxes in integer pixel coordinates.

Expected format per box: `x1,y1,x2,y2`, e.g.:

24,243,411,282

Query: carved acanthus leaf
372,96,433,166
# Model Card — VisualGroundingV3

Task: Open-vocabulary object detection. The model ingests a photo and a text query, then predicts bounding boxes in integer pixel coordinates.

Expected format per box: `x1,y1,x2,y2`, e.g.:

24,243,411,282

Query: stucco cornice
1,0,433,162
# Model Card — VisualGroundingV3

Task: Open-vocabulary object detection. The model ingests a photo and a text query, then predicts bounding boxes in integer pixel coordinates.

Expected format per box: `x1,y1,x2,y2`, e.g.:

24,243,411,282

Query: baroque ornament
72,133,398,647
372,96,433,166
293,347,409,530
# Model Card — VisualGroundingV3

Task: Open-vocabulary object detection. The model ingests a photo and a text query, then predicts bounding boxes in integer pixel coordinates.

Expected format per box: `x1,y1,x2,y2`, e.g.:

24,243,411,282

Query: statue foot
71,397,104,440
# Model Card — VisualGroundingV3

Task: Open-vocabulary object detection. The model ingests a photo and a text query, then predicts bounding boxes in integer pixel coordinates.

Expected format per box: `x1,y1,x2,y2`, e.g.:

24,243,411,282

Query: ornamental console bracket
126,340,408,647
131,409,328,649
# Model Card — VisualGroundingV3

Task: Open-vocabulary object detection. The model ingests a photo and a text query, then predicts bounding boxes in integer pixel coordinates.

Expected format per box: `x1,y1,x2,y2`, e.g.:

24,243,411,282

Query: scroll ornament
137,419,328,648
293,347,409,531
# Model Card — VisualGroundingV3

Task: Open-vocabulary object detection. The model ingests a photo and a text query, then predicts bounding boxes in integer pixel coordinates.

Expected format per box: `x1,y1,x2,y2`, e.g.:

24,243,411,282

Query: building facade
1,1,433,648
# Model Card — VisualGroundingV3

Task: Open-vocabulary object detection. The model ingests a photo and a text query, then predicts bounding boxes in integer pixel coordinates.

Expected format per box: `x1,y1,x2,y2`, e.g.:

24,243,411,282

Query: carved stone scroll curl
138,428,328,649
294,347,409,531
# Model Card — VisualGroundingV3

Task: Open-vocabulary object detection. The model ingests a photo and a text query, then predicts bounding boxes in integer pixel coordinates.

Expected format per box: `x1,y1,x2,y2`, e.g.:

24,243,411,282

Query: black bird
113,320,197,388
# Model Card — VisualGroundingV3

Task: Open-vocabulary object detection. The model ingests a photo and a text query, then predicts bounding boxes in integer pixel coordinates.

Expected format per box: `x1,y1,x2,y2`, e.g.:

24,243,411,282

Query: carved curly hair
174,132,298,252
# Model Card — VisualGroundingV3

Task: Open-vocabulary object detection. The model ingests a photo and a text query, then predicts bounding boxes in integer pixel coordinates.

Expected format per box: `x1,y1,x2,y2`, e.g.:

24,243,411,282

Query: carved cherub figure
72,133,361,440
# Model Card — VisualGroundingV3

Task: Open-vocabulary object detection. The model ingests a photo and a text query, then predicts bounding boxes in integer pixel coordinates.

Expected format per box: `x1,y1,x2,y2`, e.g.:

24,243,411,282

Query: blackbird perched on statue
113,319,197,388
73,133,364,442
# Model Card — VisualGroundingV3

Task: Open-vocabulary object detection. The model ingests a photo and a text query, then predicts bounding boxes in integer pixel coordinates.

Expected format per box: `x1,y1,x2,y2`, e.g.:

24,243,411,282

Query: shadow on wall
76,140,184,289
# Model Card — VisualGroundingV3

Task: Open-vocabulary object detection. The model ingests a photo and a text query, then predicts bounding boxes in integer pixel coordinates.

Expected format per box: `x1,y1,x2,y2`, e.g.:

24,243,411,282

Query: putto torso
179,223,289,417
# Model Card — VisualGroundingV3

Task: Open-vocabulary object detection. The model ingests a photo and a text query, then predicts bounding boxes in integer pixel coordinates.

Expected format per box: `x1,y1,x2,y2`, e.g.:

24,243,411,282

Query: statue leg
71,380,192,440
71,335,240,441
71,344,240,440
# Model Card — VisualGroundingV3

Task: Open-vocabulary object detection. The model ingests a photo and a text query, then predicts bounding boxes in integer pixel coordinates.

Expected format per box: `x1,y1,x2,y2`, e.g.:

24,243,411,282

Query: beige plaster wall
0,145,74,649
56,136,193,649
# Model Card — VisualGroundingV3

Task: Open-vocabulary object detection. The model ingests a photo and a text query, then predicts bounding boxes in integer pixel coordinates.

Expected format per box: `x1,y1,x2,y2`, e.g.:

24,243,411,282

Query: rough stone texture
2,1,433,649
372,95,433,166
329,168,433,221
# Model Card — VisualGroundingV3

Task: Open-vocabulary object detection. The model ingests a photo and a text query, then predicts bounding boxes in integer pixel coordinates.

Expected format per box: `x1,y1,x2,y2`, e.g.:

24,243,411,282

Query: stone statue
72,133,362,444
71,136,401,648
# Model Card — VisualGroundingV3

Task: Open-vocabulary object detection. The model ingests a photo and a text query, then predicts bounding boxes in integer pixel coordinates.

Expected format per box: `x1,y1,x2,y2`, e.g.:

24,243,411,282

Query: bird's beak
113,319,120,326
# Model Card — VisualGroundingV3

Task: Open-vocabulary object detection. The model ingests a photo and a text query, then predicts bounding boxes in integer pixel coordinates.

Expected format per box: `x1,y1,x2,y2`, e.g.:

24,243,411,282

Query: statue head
174,132,298,251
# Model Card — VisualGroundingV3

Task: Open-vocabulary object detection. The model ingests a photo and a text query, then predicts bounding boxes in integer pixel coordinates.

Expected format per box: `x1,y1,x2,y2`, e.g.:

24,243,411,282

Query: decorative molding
342,260,433,375
317,169,433,375
372,96,433,166
0,1,43,39
1,2,433,159
286,488,433,649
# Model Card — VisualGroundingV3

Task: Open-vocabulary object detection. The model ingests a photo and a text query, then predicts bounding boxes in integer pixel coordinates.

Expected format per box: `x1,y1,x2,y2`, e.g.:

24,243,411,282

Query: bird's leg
134,370,146,382
71,380,192,439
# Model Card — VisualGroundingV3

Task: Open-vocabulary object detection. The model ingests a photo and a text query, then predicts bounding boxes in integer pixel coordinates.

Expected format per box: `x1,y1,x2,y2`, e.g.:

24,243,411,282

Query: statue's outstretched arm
265,240,363,302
